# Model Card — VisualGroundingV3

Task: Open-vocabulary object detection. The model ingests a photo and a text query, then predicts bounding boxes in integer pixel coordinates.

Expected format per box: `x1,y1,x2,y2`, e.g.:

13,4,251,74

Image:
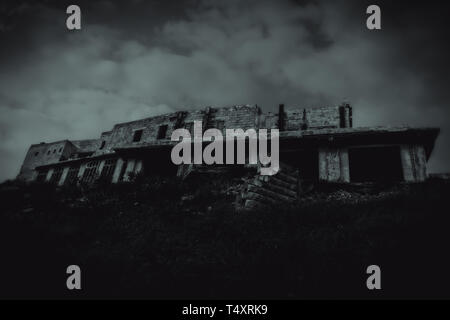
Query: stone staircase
177,163,194,180
177,162,302,210
238,163,300,210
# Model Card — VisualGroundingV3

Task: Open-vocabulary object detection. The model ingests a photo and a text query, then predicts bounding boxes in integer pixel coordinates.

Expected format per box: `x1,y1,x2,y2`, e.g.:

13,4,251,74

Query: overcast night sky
0,0,449,182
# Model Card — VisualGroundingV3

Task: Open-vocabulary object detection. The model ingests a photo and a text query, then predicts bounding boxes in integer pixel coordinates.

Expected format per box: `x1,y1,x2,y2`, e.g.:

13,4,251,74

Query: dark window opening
59,147,63,153
143,150,178,177
157,125,168,139
301,109,308,130
100,159,116,181
100,140,106,149
280,148,318,181
49,167,64,184
65,166,80,185
349,107,353,127
132,129,143,142
339,106,346,128
81,161,100,184
349,146,403,182
47,150,50,155
53,149,56,153
34,152,39,156
36,170,48,182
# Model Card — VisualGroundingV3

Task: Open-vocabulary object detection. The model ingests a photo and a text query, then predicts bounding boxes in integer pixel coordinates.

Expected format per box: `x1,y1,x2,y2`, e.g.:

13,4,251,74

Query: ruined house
16,104,439,207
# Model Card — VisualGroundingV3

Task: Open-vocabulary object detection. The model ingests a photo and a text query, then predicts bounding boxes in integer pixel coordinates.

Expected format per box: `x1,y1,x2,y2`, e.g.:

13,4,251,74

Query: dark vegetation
0,174,450,299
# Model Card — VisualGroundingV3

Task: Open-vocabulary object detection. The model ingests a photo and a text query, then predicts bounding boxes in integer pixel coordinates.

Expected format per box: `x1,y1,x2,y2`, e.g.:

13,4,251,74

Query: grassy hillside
1,175,449,299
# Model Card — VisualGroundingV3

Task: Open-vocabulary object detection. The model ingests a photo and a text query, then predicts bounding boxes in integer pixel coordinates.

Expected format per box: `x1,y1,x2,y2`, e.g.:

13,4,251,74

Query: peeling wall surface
16,104,439,185
400,144,428,182
71,139,103,153
318,147,350,183
17,140,73,181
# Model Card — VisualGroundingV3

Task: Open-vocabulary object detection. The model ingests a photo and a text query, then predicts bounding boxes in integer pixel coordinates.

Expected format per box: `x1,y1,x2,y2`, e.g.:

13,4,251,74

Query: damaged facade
17,103,439,205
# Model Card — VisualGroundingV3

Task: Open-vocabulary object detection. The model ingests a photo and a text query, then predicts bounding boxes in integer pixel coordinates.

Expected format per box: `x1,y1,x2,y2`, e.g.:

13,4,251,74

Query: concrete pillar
400,145,412,181
97,160,106,177
58,167,70,186
318,147,349,183
327,148,341,182
339,148,350,183
318,148,328,181
415,145,427,181
123,159,136,181
134,159,143,175
45,168,54,182
400,144,427,182
77,162,87,182
112,158,125,183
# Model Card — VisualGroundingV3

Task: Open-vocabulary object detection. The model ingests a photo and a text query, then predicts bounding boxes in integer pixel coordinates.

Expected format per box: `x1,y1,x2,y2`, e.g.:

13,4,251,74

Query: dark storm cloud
0,0,449,181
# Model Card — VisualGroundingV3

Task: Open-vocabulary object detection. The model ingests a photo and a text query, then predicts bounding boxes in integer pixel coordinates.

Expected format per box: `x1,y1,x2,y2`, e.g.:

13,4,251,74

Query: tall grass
0,176,449,299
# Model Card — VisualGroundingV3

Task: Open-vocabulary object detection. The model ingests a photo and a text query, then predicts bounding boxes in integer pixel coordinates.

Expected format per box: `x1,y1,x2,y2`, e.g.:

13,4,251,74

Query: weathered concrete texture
237,163,300,210
318,147,350,183
45,168,54,182
77,162,87,181
400,144,427,182
343,104,352,128
112,158,125,183
304,106,341,129
134,160,143,175
17,104,439,187
106,105,259,150
17,140,75,181
108,112,183,148
279,125,440,139
71,139,102,153
262,104,352,131
262,105,350,131
17,104,351,183
123,159,136,182
58,167,70,186
208,105,259,132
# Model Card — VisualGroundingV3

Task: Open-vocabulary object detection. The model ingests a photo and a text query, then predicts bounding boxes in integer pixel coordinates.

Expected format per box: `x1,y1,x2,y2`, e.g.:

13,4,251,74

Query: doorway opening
348,146,403,182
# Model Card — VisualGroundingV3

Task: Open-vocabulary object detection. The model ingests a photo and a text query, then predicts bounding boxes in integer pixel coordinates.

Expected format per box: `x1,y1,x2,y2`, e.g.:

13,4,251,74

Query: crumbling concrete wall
300,106,341,129
17,104,436,187
20,104,352,181
180,108,211,140
212,105,259,131
106,105,260,149
61,142,79,161
400,144,427,182
104,104,348,152
92,131,114,156
107,111,183,148
260,105,352,131
17,140,74,181
107,157,143,183
318,147,350,182
71,139,103,154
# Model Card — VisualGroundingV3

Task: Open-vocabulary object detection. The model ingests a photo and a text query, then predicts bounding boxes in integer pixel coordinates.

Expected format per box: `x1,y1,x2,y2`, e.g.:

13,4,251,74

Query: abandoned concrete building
17,103,439,207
